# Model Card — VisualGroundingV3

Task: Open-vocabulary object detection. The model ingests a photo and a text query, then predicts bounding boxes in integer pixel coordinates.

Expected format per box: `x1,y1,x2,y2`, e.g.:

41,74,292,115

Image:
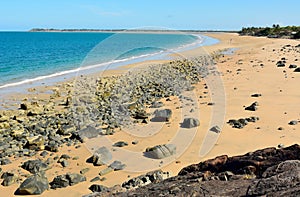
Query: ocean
0,32,218,93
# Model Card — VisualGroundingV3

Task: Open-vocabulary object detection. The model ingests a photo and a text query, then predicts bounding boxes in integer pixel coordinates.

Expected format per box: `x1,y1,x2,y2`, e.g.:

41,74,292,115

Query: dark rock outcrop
92,144,300,196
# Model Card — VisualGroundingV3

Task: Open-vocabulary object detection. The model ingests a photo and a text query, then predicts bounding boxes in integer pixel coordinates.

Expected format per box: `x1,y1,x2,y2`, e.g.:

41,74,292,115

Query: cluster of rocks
0,56,213,160
0,56,216,196
227,116,259,129
94,144,300,196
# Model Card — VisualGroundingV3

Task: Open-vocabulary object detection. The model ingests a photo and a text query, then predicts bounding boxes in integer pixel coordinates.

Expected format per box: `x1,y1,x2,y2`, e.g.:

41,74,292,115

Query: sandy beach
0,33,299,196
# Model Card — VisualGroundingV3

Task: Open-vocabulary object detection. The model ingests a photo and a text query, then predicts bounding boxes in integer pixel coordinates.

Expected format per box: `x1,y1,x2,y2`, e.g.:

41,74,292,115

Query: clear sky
0,0,299,31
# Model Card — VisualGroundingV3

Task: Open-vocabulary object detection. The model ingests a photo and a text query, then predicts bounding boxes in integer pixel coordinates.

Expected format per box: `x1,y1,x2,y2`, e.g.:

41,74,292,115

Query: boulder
294,67,300,72
57,125,76,135
245,102,258,111
77,126,101,140
289,64,297,68
181,118,200,128
21,160,49,174
113,141,128,147
152,109,172,122
87,147,112,166
50,173,86,189
25,135,45,151
210,125,221,133
89,184,108,192
145,144,176,159
1,172,18,186
109,161,126,171
289,120,298,125
17,173,49,195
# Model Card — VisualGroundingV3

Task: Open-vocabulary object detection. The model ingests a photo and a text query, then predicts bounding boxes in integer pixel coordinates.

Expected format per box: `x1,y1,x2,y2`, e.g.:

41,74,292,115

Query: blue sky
0,0,299,31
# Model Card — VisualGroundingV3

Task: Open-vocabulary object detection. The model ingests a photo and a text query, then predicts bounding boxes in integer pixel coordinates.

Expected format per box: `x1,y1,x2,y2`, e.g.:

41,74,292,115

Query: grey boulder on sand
17,173,49,195
152,109,172,122
181,118,200,128
87,146,112,166
145,144,176,159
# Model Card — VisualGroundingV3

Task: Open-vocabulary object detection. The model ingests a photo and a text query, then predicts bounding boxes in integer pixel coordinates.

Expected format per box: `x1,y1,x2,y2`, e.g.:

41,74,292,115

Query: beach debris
17,172,49,195
145,144,176,159
245,102,259,111
152,109,172,122
181,118,200,128
87,147,112,166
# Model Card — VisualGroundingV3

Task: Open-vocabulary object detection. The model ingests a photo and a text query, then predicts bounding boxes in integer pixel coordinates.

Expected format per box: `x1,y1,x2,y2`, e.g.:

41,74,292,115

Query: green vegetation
239,25,300,39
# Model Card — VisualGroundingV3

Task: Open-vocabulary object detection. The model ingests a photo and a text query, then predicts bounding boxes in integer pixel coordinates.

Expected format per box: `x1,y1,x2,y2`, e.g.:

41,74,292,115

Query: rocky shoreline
0,55,217,195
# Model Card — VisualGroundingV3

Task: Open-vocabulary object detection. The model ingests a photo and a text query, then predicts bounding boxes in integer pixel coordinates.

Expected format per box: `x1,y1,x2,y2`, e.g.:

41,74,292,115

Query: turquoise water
0,32,218,91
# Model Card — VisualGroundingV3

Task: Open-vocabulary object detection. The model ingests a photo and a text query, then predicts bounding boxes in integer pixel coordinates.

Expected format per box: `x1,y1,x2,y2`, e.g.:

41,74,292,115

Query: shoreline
0,33,218,108
0,33,299,196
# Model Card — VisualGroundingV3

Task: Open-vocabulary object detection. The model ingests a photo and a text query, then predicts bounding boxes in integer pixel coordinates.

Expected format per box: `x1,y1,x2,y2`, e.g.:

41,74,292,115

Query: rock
181,118,200,128
25,135,45,151
152,109,172,122
20,103,28,110
121,170,170,189
87,147,112,166
89,184,108,192
0,158,12,165
245,102,258,111
276,61,285,67
113,141,128,147
289,64,297,68
21,160,49,174
1,172,18,186
247,160,300,196
50,173,86,189
109,161,126,171
50,175,69,189
150,101,164,108
133,110,149,120
99,167,114,176
132,140,139,145
251,93,262,97
289,120,298,125
17,173,49,195
61,160,69,167
80,168,90,174
67,173,86,186
294,67,300,72
57,125,75,135
210,125,221,133
145,144,176,159
77,126,101,140
90,176,101,182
